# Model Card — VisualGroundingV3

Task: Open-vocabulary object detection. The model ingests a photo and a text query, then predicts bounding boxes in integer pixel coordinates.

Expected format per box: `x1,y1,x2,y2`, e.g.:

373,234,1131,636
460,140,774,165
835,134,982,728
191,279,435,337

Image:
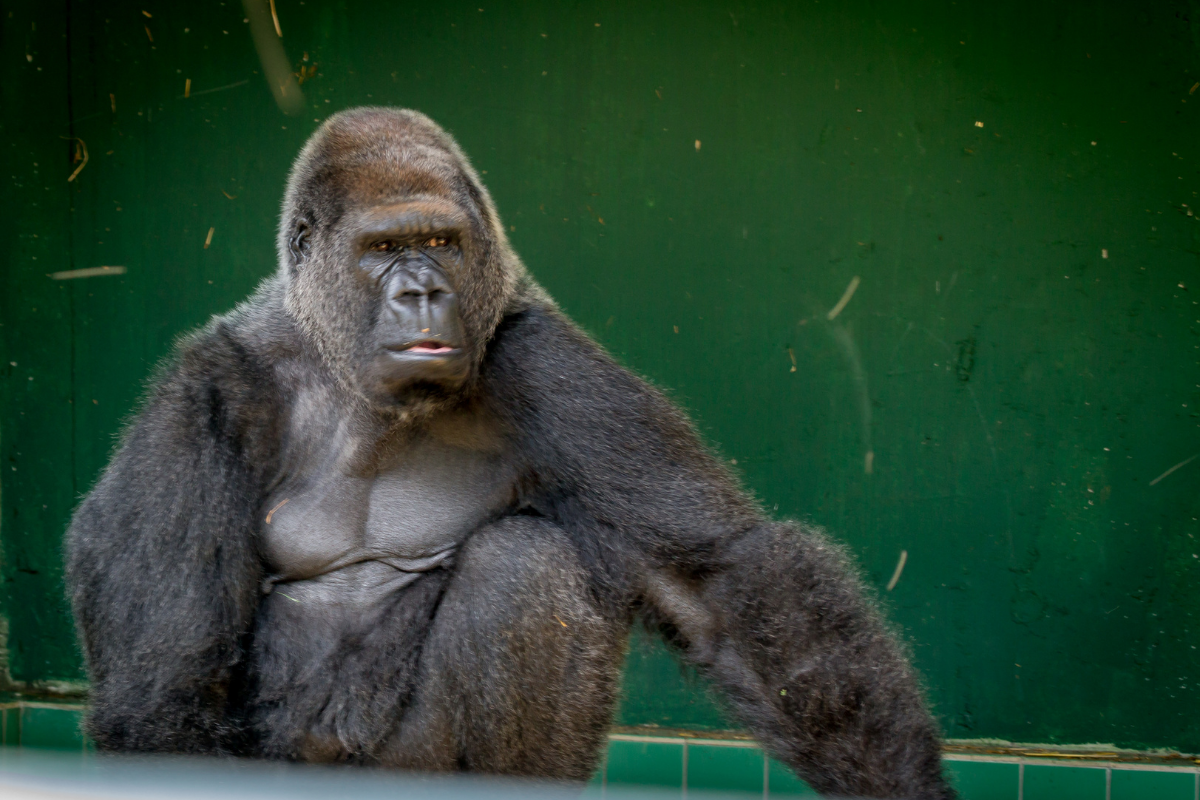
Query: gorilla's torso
260,385,518,609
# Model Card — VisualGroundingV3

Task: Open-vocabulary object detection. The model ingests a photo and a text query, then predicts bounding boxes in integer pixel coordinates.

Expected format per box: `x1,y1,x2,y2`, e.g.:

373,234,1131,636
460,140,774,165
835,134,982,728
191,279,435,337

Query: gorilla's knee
384,517,626,778
452,517,589,606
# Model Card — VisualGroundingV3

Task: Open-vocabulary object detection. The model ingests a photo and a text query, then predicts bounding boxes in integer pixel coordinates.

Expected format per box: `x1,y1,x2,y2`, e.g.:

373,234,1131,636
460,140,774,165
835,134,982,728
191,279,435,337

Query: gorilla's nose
385,266,463,346
390,266,453,300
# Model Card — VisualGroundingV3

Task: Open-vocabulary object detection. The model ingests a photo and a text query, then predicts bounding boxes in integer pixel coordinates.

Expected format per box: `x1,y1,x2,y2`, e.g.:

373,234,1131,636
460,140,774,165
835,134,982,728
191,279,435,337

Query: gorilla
65,108,954,798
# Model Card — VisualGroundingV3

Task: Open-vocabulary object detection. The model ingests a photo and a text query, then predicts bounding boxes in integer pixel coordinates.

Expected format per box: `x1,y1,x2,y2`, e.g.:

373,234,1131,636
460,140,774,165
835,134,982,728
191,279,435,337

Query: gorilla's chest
261,430,516,589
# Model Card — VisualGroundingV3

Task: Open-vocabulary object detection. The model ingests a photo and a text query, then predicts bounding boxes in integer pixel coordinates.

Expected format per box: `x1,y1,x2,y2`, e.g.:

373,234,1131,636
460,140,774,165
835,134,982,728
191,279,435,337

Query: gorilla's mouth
387,341,460,356
408,343,457,355
369,338,471,401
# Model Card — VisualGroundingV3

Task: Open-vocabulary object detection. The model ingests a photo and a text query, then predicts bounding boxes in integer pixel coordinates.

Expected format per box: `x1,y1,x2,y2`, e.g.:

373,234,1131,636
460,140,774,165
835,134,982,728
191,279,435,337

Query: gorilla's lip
385,341,462,356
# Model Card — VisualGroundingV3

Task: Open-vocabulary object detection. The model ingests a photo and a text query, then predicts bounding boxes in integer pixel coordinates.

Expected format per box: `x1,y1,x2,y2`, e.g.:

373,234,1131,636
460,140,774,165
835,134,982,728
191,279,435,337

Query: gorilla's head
278,107,527,411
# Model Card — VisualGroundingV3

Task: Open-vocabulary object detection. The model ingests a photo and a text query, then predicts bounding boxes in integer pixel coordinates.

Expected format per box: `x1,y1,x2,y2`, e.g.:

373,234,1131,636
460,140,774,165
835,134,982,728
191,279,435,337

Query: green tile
946,760,1020,800
686,743,763,797
766,757,818,798
605,739,684,792
1111,768,1196,800
1023,764,1107,800
20,706,84,750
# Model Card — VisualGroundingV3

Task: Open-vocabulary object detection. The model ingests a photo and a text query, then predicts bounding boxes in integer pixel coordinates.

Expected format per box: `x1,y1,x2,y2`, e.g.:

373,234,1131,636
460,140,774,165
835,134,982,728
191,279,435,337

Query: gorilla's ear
288,220,311,269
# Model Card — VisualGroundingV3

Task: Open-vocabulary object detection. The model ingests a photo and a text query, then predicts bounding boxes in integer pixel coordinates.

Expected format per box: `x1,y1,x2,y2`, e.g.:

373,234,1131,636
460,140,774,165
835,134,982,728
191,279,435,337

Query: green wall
2,0,1199,752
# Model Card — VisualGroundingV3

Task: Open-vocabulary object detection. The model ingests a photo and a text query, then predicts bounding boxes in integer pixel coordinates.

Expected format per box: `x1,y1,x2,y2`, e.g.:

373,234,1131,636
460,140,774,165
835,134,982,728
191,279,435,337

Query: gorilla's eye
371,240,398,252
423,236,450,248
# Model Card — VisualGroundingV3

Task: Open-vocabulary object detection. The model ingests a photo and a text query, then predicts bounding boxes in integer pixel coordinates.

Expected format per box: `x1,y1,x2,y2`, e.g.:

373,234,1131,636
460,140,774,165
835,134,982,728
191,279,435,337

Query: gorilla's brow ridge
353,201,469,246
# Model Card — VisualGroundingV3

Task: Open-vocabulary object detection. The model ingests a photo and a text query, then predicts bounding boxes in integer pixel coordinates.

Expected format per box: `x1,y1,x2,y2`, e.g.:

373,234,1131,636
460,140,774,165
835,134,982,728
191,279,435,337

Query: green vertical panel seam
682,739,687,798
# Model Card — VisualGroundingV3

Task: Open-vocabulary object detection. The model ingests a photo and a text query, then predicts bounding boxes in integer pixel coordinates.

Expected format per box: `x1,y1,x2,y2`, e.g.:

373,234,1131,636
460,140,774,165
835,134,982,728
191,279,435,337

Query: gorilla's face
337,200,472,405
280,109,517,412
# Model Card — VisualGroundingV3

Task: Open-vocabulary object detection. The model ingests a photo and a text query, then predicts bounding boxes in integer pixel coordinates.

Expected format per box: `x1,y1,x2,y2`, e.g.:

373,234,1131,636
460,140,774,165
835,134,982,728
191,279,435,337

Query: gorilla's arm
65,323,279,753
485,306,954,800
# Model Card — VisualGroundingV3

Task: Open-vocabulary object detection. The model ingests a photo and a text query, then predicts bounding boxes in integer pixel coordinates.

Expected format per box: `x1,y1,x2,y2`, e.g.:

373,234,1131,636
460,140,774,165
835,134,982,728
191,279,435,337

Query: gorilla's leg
381,516,628,779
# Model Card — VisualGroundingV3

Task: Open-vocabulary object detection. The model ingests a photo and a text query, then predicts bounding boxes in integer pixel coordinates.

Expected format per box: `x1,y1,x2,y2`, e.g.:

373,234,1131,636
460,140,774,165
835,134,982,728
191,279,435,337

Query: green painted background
3,0,1199,752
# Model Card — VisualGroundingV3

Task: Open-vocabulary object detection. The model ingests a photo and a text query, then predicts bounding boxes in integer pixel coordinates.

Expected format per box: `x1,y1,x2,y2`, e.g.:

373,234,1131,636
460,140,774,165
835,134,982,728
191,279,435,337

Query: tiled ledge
0,701,89,751
598,732,1200,799
3,702,1198,799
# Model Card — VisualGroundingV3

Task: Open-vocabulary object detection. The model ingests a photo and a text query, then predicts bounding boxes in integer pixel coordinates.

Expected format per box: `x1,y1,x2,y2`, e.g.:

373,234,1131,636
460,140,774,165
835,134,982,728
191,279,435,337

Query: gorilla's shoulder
488,303,604,368
490,303,562,344
144,279,294,432
483,303,656,412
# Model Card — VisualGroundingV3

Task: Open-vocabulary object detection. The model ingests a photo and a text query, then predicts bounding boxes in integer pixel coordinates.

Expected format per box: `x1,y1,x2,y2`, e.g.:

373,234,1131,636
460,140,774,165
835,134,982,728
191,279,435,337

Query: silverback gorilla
65,108,954,798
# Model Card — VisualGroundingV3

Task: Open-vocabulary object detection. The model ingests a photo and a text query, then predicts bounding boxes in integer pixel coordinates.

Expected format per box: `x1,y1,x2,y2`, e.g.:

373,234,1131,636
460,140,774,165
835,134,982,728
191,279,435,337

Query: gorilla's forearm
485,305,954,798
65,321,279,754
659,522,954,799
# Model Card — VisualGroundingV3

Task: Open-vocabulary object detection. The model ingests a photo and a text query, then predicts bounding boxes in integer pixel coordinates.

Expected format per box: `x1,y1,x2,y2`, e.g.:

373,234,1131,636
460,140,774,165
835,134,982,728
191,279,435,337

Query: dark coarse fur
65,108,956,798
